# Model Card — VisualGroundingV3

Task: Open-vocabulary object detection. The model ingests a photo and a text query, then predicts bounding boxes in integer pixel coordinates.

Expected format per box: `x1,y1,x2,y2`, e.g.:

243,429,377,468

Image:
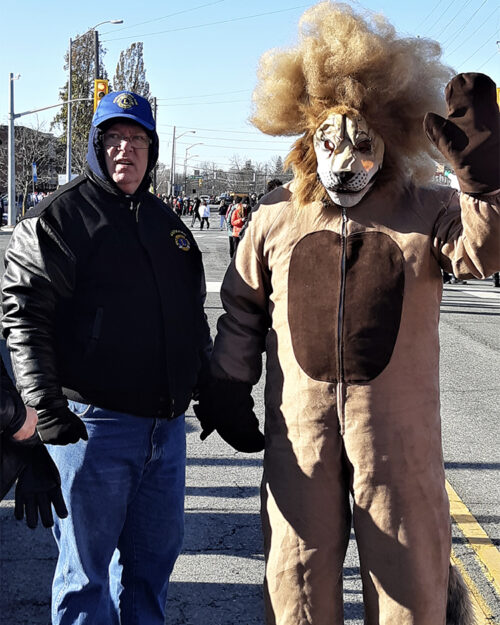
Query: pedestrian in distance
191,195,202,227
200,199,210,229
218,197,229,230
230,199,249,253
2,90,212,625
194,4,499,624
225,197,240,258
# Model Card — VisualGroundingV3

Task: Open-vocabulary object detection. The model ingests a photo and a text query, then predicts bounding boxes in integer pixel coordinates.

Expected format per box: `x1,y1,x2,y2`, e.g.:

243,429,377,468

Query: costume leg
115,415,186,625
343,398,450,625
262,405,351,625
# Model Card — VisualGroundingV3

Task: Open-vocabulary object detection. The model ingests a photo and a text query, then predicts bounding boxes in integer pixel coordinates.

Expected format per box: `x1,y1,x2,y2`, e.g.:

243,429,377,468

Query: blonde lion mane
250,2,454,206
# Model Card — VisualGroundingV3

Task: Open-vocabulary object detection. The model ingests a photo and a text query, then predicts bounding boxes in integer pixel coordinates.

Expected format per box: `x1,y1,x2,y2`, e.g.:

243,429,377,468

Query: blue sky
2,0,499,171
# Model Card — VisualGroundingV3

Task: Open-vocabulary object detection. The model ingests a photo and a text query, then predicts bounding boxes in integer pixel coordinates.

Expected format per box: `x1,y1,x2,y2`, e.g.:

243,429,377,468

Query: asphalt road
0,210,498,624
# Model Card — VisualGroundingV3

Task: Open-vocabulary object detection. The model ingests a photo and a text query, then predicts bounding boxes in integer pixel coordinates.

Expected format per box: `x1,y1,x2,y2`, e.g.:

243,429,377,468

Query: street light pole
66,37,72,184
66,19,123,183
170,129,195,196
7,73,19,227
94,30,99,80
183,143,203,195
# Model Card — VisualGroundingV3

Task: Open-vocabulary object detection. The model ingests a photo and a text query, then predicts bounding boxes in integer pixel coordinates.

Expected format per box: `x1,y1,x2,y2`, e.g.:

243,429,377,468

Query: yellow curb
446,481,500,597
450,551,494,624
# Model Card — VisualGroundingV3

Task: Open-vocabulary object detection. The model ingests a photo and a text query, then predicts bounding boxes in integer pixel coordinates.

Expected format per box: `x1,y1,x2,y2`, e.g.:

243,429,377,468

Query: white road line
450,288,500,300
206,282,222,292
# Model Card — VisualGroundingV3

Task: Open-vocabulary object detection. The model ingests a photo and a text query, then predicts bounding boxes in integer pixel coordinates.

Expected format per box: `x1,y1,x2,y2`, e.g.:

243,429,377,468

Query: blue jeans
48,403,186,625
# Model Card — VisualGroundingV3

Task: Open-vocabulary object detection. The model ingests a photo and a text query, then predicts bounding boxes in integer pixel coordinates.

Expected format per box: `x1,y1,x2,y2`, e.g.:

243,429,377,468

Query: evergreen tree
113,42,151,99
51,32,108,175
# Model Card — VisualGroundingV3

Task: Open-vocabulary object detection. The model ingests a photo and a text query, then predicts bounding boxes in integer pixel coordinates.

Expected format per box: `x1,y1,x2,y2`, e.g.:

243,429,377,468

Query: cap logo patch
113,94,138,110
170,229,191,252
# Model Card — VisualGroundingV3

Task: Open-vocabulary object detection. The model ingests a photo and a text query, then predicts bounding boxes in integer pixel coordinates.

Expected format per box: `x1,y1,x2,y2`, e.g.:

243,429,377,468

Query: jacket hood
86,91,159,195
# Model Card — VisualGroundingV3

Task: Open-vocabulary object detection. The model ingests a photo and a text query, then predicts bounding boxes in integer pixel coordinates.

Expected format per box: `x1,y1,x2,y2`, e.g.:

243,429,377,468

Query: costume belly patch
288,230,404,383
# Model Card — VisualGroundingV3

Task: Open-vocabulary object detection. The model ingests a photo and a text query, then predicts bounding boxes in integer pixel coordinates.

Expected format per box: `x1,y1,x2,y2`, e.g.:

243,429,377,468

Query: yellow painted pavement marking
446,480,500,622
446,481,500,595
450,551,494,624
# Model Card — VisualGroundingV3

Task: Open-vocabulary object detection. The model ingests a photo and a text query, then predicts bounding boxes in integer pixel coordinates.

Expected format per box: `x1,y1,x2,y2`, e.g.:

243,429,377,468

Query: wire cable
101,4,310,42
435,0,475,38
100,0,225,35
447,9,498,55
442,0,490,47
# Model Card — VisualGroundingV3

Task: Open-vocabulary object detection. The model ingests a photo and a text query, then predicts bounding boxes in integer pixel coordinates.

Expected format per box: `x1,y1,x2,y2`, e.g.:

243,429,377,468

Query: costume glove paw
194,379,264,453
424,73,499,195
36,406,88,445
14,445,68,529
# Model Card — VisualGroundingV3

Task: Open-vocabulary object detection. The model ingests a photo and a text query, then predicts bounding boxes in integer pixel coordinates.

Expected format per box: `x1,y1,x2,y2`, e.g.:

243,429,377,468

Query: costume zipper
337,207,348,434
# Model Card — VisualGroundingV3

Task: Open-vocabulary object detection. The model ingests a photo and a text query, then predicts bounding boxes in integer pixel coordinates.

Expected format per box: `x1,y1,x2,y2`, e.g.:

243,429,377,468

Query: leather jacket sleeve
1,216,76,411
195,265,213,394
0,356,26,436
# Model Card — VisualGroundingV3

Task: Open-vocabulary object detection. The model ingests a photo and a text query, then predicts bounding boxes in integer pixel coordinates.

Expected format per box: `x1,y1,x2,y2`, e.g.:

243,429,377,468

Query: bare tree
9,120,63,212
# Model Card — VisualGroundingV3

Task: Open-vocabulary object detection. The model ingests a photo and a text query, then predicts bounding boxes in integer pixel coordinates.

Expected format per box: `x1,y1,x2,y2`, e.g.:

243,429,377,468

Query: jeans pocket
68,401,94,418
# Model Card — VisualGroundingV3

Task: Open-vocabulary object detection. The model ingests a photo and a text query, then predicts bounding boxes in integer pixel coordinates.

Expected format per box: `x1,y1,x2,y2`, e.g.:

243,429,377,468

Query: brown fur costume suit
200,3,499,624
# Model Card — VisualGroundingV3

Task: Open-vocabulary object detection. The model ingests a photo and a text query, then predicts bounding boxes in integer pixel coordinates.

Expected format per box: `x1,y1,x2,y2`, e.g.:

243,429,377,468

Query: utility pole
8,73,17,227
66,37,73,183
152,97,157,194
169,125,176,196
94,30,99,80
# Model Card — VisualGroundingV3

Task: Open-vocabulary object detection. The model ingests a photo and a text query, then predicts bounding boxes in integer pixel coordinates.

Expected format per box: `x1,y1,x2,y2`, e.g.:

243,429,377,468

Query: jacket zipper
337,207,348,434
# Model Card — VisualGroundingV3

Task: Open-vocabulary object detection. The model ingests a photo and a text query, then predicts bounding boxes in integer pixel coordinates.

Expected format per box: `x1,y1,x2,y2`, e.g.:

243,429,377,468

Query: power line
456,37,493,65
173,134,293,145
158,123,300,137
101,4,309,42
435,0,475,38
157,99,250,107
173,142,292,152
426,0,458,36
477,49,499,70
156,90,250,101
100,0,225,35
442,0,490,46
447,9,498,55
416,0,445,30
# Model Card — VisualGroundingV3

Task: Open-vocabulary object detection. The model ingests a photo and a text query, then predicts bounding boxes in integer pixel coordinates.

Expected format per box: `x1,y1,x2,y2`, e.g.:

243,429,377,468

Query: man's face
103,121,150,195
313,112,384,208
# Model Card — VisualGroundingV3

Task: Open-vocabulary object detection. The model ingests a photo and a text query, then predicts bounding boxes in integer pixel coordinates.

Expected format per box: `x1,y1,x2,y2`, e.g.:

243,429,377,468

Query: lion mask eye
356,139,372,153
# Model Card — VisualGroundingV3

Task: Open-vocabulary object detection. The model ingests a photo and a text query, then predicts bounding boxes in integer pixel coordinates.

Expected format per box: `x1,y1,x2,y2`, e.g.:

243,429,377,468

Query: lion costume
195,2,500,624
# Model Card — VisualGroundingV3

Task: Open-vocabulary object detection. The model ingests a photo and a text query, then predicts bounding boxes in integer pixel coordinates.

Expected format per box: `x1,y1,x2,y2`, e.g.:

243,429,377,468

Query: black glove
15,445,68,529
424,73,499,195
36,406,88,445
194,379,265,453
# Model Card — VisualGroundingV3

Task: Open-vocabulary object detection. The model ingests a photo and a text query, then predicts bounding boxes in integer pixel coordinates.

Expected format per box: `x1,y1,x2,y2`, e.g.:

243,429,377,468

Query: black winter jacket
0,356,29,499
1,171,212,420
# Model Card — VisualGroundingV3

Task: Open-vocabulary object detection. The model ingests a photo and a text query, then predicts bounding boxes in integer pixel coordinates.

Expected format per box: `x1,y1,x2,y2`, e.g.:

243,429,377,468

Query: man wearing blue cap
1,91,212,624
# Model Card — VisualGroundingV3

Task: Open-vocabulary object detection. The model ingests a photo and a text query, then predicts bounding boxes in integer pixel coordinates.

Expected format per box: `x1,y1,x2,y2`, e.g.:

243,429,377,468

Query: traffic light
93,79,109,112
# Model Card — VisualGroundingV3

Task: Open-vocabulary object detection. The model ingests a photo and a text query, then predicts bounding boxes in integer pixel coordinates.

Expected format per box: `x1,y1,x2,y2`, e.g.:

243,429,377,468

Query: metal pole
66,37,72,184
7,73,16,226
152,97,157,194
94,30,99,80
169,126,176,196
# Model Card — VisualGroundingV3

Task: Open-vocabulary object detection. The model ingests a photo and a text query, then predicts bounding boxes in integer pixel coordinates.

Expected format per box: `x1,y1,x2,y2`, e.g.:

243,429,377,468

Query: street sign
32,163,37,183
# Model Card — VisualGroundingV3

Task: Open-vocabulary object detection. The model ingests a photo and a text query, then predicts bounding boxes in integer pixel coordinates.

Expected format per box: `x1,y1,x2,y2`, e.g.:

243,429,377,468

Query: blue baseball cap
92,91,155,131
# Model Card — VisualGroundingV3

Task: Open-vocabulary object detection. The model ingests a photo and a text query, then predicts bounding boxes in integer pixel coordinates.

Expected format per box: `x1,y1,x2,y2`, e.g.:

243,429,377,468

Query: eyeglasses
103,132,151,150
